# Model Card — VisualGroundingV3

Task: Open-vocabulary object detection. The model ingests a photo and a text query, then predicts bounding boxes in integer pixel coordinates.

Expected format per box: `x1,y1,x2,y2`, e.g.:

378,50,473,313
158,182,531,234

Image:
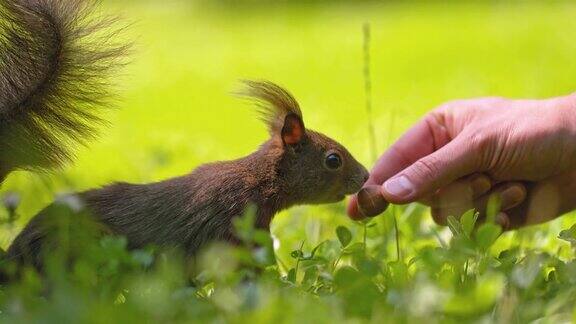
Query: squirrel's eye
324,153,342,170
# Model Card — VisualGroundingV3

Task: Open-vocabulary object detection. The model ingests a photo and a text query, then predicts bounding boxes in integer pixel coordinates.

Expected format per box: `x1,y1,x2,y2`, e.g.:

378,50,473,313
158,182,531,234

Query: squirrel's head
241,80,369,204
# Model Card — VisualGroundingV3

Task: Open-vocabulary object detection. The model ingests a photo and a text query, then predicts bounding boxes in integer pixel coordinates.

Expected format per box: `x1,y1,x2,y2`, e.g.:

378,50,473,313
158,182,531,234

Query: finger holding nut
357,185,389,218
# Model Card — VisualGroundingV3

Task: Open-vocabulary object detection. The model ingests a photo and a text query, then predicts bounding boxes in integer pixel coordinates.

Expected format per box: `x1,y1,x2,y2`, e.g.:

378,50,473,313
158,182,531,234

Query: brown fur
0,0,368,269
7,81,369,267
238,80,303,134
0,0,129,177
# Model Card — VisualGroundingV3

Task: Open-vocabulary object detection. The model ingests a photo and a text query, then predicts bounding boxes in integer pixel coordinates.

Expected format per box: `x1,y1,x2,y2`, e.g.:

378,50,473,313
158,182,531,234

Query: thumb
382,135,479,204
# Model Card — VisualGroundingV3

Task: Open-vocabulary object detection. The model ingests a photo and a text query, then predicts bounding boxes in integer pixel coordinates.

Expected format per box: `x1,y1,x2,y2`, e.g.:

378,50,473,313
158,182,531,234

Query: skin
349,93,576,229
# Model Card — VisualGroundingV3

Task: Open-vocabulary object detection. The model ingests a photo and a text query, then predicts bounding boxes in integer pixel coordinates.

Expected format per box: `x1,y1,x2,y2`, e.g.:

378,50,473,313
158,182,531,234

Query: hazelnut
357,185,389,218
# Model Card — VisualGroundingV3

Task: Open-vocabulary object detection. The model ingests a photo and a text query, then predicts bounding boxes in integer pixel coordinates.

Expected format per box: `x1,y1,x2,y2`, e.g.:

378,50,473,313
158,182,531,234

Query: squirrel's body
1,0,369,271
82,140,284,252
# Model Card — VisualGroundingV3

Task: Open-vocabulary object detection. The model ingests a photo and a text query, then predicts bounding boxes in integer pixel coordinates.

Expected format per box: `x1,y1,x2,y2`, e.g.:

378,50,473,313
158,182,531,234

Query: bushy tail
0,0,129,182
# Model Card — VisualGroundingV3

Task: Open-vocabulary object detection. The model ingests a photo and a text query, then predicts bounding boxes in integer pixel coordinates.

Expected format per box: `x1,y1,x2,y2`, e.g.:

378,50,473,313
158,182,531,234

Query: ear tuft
281,113,305,146
236,80,303,135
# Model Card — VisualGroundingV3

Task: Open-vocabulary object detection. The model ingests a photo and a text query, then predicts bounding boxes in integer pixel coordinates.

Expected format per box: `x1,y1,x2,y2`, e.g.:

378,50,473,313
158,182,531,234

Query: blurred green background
2,0,576,258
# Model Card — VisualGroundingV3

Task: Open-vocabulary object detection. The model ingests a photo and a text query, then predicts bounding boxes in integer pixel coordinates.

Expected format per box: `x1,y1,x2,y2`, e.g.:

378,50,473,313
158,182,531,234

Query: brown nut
357,185,389,218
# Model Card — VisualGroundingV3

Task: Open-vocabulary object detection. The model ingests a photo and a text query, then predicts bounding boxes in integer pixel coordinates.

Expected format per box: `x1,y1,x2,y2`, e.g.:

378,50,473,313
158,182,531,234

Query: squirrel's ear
281,113,305,146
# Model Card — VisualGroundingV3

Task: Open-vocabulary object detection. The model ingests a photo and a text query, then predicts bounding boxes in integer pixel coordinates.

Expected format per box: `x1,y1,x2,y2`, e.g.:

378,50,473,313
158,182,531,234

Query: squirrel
1,0,370,270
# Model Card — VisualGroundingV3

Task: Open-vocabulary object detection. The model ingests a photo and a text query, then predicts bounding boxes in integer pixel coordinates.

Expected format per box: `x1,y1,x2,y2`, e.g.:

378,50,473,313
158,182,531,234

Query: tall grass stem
363,23,377,162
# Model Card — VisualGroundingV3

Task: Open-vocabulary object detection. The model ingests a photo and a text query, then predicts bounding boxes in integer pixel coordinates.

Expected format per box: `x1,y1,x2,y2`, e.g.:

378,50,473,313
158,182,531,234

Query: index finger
348,113,451,218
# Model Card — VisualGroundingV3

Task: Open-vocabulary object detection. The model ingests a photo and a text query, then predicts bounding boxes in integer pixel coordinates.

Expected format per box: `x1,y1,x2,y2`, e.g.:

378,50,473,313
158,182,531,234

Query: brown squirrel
0,0,369,268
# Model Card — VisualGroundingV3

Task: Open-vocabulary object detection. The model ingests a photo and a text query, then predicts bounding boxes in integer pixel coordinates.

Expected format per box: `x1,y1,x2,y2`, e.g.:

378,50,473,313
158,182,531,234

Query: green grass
2,1,576,322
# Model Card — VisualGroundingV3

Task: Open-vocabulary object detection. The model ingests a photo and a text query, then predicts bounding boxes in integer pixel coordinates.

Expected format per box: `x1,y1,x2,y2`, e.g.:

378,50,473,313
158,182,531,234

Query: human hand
349,93,576,228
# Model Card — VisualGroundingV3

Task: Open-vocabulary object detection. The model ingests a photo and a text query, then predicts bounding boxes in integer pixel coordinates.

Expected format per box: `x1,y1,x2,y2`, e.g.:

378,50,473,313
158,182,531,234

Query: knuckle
412,157,442,182
465,132,498,171
423,112,438,126
467,132,491,154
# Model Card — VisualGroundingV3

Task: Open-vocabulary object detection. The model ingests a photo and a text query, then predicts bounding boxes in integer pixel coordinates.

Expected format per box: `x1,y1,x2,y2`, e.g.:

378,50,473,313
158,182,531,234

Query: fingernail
500,186,525,210
470,176,491,196
383,175,414,198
